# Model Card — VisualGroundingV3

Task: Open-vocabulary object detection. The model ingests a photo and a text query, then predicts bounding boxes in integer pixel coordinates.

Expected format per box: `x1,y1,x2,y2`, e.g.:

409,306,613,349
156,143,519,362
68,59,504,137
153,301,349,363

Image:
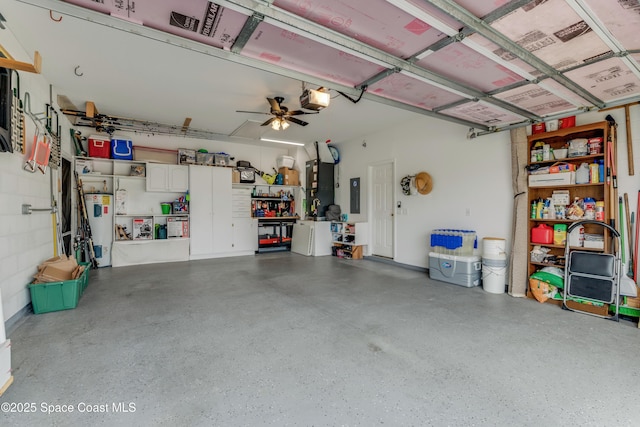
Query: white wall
332,105,640,271
0,27,75,322
333,116,514,268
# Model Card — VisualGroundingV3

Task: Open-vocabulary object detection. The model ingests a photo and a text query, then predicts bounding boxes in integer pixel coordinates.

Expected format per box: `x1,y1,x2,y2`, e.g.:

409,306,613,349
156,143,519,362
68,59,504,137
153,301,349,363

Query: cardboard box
528,171,575,187
133,146,177,164
133,218,153,240
232,169,240,183
278,167,299,186
167,217,189,238
36,256,80,283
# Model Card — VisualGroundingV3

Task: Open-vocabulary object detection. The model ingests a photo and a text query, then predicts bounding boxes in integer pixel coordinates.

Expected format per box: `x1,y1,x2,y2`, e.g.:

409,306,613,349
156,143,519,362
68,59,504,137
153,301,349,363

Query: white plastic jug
576,163,590,184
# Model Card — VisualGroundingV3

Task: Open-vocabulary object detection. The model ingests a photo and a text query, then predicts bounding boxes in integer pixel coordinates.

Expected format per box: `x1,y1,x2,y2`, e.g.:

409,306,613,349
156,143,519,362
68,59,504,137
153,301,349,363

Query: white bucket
483,237,506,259
482,264,507,294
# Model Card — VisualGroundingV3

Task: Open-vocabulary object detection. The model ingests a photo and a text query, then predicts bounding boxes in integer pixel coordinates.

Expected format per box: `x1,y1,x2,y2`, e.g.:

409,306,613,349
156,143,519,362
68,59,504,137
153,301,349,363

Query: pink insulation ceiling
272,0,449,59
416,43,524,92
240,22,386,87
58,0,640,132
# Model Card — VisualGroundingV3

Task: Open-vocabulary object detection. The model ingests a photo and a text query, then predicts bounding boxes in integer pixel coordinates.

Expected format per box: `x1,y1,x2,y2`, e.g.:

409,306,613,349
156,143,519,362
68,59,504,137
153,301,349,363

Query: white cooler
429,252,481,288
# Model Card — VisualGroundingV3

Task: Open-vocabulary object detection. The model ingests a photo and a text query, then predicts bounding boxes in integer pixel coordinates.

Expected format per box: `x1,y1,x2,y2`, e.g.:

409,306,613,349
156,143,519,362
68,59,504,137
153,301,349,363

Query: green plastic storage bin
29,279,81,314
28,262,91,314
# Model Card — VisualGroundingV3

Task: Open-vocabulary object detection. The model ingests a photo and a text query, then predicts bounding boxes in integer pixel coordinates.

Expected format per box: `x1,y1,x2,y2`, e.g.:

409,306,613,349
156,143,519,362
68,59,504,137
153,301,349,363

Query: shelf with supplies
330,221,368,259
74,156,190,268
257,217,297,252
527,121,612,302
250,186,298,219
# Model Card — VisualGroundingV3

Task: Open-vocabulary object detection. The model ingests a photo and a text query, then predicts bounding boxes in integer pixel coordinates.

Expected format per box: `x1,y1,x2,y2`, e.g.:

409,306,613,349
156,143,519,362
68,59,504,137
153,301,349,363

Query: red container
531,224,554,244
532,123,546,134
88,135,111,158
558,116,576,129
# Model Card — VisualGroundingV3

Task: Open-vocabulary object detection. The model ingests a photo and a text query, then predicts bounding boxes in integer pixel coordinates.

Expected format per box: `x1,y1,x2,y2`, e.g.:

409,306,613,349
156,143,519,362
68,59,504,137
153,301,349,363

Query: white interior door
371,162,394,258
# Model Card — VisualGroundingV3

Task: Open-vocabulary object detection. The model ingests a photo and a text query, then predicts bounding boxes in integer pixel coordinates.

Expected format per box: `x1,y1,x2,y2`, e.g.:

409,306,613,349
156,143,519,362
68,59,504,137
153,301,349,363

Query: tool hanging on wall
23,92,53,173
50,171,65,256
606,115,618,231
70,129,87,156
10,70,25,153
46,103,61,170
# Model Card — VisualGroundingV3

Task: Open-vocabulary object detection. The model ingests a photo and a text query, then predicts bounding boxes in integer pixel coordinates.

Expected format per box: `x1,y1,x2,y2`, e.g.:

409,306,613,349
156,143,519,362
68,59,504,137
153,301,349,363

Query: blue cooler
111,139,133,160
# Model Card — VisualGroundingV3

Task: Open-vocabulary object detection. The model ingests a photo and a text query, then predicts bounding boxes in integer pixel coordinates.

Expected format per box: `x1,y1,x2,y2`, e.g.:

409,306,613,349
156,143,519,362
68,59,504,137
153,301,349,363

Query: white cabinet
146,163,188,192
190,165,250,258
233,218,258,252
231,188,257,252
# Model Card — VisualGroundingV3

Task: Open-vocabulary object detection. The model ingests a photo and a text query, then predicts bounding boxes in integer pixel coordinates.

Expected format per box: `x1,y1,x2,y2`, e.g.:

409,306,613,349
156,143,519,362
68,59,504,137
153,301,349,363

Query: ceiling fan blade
261,117,277,126
267,98,282,114
287,117,309,127
285,110,319,116
236,110,272,115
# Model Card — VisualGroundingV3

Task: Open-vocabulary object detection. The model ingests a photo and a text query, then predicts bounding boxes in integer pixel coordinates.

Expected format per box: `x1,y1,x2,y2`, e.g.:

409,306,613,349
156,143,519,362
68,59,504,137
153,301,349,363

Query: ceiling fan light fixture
281,119,290,130
271,119,280,130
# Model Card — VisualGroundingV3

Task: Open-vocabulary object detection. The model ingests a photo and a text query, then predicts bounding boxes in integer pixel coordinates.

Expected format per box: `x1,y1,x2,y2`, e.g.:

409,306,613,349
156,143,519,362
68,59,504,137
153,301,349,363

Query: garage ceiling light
260,137,305,146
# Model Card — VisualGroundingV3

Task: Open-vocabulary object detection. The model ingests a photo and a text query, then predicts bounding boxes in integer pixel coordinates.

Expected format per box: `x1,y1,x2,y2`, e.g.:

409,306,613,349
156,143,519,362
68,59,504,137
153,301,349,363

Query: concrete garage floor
3,253,640,426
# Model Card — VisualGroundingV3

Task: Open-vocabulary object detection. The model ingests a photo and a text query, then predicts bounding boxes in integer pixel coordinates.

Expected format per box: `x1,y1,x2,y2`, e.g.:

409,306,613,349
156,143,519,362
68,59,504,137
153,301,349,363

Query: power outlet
465,208,471,216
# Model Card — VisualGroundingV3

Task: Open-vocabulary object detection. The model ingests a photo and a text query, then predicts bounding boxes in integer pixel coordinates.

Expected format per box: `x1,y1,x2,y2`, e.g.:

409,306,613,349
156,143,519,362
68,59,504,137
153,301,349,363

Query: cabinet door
146,163,168,192
211,167,233,253
189,166,214,255
233,218,258,252
168,165,189,192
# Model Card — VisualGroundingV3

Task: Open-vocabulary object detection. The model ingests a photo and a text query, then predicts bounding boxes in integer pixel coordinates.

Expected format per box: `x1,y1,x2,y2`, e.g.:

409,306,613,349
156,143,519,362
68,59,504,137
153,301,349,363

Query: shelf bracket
0,51,42,74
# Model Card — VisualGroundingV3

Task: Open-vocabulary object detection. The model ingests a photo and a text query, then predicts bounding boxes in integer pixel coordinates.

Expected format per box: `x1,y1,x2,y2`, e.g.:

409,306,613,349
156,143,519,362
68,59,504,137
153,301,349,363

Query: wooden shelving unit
527,121,611,297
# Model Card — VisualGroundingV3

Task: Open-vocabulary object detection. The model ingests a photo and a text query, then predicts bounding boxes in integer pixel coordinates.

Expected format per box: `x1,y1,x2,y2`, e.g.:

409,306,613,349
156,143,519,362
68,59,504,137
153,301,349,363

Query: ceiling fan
236,97,318,130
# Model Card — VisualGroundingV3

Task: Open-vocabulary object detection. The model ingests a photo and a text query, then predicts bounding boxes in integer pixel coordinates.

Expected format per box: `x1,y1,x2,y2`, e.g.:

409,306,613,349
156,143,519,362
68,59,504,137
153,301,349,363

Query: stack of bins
481,238,507,294
428,229,481,287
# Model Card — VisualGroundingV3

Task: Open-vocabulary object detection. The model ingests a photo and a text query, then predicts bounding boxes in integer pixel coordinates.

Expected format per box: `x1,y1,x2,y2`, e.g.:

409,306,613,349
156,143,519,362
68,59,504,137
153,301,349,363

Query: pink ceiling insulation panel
240,22,385,87
272,0,447,59
416,42,524,92
439,101,525,126
494,84,576,116
584,0,640,50
535,79,593,109
62,0,248,49
489,0,611,70
451,0,512,18
404,0,465,30
367,73,464,110
465,33,539,77
564,57,640,103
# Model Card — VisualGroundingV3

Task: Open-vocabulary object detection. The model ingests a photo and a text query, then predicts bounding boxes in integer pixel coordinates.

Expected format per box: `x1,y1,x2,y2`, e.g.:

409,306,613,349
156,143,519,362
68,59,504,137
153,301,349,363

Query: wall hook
74,66,83,77
49,10,62,22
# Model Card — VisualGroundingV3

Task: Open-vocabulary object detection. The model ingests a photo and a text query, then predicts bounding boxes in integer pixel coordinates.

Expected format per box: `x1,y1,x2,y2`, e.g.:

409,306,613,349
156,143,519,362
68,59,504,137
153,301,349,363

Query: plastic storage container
277,155,295,169
88,135,111,158
429,253,481,287
28,262,91,314
111,138,133,160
